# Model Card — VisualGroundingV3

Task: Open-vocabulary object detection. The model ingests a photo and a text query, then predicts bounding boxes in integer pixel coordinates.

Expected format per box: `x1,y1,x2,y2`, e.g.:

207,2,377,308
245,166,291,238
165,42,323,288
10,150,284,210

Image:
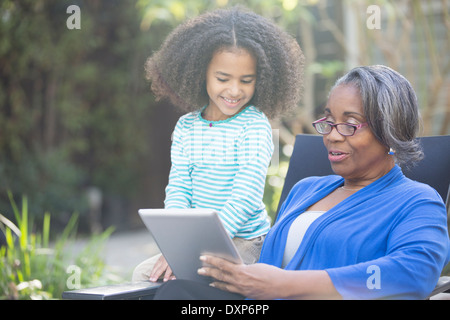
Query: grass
0,191,118,299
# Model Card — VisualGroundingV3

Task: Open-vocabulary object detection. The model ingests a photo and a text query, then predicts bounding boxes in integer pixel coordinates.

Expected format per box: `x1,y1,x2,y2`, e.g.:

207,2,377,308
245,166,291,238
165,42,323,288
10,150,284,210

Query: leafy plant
0,192,117,300
442,262,450,277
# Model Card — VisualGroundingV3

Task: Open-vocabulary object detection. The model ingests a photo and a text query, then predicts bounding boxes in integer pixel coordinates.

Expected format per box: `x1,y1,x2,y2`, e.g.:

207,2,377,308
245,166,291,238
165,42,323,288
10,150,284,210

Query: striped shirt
164,105,273,239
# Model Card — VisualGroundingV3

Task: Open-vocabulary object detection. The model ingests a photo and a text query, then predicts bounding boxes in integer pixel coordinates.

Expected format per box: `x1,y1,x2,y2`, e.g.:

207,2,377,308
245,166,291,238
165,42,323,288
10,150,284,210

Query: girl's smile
221,96,241,106
204,48,256,122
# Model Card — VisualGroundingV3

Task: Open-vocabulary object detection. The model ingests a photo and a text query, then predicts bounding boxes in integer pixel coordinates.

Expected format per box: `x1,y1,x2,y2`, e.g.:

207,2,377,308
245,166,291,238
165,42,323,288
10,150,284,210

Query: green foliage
0,192,117,300
442,263,450,277
0,0,160,223
264,160,290,222
0,0,349,230
136,0,315,30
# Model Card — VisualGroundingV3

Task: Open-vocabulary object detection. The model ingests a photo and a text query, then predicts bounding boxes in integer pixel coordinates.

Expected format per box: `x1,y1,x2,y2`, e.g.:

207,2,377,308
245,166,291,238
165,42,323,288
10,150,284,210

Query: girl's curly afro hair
145,6,304,119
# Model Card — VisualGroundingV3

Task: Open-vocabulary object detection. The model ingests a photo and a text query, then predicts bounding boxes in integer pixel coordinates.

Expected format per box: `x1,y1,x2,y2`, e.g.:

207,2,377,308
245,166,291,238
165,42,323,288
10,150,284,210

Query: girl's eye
241,79,254,84
217,78,228,82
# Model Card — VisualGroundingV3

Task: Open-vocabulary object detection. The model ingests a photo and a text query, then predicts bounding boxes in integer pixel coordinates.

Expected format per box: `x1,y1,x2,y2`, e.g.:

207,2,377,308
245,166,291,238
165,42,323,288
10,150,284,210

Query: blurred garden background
1,0,449,299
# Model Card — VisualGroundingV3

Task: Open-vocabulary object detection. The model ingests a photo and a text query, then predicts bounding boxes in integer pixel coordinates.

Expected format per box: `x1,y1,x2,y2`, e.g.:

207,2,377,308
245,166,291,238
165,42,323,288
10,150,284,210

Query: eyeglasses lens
314,121,356,136
337,124,355,136
314,122,331,134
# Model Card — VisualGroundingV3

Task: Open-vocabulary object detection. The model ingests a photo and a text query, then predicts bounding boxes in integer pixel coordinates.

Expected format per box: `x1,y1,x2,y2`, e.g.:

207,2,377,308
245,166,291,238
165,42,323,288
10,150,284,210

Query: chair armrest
62,281,162,300
426,276,450,299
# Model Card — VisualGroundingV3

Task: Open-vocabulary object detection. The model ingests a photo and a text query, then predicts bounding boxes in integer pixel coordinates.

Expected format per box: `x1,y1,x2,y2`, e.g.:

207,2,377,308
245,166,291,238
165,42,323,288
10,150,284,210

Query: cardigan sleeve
326,191,449,300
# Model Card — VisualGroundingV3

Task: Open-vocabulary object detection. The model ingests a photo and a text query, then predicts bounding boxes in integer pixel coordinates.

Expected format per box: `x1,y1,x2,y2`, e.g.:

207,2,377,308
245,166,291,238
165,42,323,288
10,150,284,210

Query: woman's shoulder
397,176,445,203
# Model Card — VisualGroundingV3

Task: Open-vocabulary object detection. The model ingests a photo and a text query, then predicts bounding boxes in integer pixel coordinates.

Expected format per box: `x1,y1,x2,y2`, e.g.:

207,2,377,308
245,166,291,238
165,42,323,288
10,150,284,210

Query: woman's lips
328,150,349,162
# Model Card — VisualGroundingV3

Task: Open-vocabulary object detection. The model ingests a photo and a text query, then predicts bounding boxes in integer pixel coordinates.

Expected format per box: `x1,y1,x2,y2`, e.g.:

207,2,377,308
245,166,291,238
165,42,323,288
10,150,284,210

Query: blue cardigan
259,165,450,299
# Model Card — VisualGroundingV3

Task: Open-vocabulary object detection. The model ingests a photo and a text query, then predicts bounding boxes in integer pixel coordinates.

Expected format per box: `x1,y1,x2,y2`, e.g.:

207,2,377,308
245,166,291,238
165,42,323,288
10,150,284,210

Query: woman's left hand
197,255,284,300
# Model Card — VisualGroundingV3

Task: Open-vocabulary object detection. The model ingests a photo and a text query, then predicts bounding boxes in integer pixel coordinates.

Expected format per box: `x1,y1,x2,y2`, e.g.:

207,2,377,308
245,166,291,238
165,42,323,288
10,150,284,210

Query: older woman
154,65,450,300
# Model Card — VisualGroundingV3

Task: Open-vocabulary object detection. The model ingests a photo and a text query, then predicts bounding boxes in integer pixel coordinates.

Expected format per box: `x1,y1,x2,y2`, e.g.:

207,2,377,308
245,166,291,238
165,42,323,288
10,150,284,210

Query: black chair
277,134,450,216
276,134,450,299
276,134,334,216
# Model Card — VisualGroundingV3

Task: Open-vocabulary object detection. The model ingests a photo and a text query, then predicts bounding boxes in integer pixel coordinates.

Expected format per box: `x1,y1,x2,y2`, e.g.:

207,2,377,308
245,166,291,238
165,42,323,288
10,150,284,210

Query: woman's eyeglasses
312,117,368,136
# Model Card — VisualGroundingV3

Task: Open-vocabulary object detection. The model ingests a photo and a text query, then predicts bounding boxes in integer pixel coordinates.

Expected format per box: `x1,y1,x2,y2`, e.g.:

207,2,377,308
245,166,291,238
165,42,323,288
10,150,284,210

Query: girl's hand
197,255,284,300
149,255,176,282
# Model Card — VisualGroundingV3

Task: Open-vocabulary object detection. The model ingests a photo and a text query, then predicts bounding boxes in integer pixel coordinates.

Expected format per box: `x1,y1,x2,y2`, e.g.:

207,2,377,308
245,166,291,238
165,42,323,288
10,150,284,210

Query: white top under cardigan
282,211,326,268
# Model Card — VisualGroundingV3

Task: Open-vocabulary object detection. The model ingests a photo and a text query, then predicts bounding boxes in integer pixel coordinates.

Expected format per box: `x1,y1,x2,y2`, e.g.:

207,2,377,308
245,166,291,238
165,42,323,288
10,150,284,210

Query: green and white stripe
165,105,273,239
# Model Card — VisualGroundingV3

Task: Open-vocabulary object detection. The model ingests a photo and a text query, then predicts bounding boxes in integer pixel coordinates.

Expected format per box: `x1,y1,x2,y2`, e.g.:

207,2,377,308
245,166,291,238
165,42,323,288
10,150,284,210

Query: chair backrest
402,135,450,203
275,134,450,219
276,134,333,215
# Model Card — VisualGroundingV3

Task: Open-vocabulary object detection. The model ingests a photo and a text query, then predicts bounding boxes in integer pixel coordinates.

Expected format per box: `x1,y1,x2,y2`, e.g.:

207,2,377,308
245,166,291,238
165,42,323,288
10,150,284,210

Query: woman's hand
197,255,341,300
197,255,284,300
149,255,176,282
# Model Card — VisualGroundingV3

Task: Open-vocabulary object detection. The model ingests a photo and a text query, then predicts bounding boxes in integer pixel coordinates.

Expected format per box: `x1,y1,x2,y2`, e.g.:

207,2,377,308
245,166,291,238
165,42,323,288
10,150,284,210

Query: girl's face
204,48,256,121
323,84,394,184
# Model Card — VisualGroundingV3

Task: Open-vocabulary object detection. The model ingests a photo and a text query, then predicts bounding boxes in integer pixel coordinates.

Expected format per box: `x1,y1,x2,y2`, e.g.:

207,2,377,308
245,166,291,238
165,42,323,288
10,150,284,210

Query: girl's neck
202,104,247,122
202,109,228,122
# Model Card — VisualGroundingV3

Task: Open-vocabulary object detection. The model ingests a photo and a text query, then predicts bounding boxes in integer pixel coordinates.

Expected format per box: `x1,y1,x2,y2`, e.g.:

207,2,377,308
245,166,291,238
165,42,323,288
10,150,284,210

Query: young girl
132,6,304,282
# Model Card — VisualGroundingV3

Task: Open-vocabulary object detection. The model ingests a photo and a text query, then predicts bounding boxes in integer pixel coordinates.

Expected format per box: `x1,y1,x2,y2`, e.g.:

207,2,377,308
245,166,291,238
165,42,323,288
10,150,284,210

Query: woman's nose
326,125,345,142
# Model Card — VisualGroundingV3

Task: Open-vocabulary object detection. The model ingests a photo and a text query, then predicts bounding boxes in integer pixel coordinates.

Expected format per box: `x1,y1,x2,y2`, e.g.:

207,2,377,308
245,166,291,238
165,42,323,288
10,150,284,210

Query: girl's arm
164,118,192,209
218,118,274,236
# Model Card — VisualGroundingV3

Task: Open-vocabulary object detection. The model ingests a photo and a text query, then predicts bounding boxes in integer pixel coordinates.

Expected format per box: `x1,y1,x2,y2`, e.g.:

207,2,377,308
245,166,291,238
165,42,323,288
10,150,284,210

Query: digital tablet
138,208,242,284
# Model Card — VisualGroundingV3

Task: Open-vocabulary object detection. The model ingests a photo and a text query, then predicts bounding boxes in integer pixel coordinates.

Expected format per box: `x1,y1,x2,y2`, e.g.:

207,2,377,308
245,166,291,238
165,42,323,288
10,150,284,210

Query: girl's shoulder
238,105,271,126
233,106,272,137
245,105,268,118
175,110,200,127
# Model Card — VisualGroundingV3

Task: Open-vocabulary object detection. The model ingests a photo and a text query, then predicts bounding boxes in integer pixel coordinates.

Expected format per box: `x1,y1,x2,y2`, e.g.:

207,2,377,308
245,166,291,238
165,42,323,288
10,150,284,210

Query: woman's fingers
198,255,240,284
200,255,236,272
